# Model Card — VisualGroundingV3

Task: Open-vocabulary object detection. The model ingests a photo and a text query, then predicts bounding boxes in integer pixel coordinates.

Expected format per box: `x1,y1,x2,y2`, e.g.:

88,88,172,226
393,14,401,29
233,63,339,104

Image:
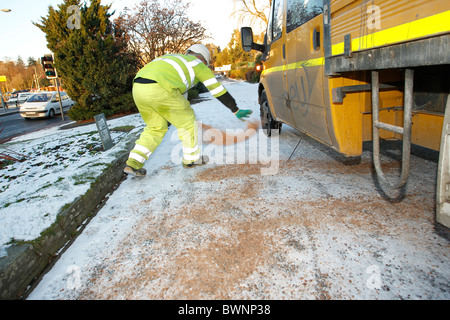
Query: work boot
183,155,209,168
124,165,147,177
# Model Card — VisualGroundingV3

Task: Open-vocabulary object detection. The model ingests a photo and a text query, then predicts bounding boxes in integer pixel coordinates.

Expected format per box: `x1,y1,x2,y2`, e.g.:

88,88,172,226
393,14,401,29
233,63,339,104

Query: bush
228,68,251,80
245,69,261,83
227,67,260,83
68,93,137,121
188,87,199,100
110,93,137,115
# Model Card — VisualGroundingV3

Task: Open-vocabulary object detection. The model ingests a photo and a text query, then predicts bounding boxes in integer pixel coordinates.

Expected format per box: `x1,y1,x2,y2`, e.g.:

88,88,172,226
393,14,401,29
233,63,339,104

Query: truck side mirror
241,27,267,54
241,27,254,52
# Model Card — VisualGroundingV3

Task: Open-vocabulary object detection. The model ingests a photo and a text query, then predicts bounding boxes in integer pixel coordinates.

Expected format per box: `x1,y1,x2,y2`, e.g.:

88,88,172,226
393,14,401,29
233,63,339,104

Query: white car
7,92,34,106
20,92,75,119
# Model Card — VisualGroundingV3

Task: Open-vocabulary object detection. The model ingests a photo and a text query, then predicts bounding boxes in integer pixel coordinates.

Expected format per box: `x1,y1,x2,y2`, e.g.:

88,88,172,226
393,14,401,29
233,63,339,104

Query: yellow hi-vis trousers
126,82,200,169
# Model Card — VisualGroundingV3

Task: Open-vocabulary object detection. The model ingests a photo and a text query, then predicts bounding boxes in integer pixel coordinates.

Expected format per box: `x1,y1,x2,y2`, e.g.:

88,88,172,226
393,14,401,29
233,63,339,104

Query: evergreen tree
227,29,252,64
214,29,253,67
35,0,138,120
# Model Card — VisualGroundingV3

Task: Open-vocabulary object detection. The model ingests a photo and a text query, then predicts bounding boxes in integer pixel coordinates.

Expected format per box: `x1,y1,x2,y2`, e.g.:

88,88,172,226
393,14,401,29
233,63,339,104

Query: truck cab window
268,0,285,43
287,0,323,33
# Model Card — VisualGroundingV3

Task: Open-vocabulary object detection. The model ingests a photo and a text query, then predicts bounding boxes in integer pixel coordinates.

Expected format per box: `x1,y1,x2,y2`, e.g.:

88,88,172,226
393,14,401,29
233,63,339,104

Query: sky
0,0,241,62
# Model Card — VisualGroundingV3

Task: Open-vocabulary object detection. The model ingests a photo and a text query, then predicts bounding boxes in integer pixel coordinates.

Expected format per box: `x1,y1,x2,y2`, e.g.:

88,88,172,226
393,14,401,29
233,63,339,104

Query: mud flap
436,94,450,228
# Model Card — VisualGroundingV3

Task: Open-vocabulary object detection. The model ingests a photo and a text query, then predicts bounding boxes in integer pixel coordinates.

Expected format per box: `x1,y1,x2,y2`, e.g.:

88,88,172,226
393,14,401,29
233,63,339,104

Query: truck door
285,0,331,145
263,0,295,126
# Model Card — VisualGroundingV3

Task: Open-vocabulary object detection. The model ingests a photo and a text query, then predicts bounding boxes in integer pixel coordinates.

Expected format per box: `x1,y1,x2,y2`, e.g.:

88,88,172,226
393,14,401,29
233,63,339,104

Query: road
0,109,71,143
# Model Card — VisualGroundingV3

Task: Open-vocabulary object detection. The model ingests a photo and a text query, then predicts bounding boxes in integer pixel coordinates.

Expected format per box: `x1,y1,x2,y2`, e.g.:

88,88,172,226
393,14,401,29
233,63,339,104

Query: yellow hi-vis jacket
135,54,227,98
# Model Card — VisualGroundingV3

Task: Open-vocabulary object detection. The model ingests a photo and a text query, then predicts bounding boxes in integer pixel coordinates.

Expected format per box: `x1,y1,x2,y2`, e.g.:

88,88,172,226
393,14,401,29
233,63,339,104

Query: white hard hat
186,44,211,65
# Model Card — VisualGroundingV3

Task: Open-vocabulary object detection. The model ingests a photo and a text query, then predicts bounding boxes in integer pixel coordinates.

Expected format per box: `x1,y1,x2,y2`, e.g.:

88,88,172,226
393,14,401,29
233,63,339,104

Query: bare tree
0,58,48,92
232,0,272,28
121,0,208,66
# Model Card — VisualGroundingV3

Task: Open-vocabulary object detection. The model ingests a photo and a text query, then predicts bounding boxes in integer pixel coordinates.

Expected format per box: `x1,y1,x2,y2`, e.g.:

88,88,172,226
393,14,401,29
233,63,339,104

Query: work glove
234,109,253,121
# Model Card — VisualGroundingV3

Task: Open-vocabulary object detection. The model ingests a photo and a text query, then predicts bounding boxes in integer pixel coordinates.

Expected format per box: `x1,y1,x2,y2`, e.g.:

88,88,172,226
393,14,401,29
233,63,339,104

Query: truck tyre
260,89,282,137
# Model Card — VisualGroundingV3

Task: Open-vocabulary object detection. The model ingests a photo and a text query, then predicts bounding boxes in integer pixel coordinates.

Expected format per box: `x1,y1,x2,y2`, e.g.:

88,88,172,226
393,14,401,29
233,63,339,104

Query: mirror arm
252,43,266,52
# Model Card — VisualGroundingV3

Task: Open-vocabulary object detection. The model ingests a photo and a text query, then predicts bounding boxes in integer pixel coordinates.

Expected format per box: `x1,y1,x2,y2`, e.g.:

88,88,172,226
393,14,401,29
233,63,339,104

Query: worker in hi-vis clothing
124,44,253,177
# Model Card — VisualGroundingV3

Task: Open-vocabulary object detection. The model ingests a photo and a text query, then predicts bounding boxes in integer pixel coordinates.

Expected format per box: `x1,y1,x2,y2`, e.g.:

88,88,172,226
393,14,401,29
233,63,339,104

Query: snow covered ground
1,80,449,300
0,112,146,257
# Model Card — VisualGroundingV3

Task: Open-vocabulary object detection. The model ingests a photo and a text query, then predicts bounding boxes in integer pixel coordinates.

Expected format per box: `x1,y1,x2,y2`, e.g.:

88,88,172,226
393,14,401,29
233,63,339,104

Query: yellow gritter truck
241,0,450,228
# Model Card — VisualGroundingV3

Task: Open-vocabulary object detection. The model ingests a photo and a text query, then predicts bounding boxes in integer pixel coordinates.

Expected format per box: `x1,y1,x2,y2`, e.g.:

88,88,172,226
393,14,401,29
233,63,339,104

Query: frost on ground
29,132,450,299
65,158,449,300
20,81,450,299
0,113,145,256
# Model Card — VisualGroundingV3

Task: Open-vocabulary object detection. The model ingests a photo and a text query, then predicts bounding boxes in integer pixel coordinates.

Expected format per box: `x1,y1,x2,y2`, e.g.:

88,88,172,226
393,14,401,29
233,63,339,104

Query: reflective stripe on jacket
135,54,227,98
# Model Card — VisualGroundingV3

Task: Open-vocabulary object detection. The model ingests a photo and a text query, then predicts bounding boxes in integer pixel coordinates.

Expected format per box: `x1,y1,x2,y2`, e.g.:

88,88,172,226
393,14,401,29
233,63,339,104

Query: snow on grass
0,113,145,256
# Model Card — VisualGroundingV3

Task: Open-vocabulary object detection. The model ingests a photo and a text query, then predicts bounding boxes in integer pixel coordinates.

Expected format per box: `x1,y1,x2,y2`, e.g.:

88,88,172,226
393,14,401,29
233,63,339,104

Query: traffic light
41,54,57,79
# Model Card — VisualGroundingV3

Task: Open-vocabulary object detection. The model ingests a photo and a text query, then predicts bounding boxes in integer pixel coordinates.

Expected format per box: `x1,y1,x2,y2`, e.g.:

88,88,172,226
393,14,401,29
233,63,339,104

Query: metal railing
371,69,414,189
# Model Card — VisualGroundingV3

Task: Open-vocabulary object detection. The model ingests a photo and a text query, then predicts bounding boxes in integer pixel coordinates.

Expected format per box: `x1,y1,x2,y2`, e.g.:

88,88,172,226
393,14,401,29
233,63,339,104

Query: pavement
2,82,449,300
27,123,450,300
0,104,19,117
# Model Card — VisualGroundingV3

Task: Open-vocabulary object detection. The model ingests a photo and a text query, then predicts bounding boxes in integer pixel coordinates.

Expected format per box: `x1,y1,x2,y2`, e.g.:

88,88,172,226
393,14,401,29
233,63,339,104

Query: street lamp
1,9,11,112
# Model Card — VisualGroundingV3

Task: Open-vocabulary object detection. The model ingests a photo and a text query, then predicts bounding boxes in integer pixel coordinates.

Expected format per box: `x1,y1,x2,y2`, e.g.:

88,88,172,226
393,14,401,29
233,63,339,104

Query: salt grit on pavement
22,81,449,300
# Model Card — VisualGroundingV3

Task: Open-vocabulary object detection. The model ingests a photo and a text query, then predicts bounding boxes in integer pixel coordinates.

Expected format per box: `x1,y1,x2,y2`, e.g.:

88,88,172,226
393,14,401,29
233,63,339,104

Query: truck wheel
260,89,282,137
